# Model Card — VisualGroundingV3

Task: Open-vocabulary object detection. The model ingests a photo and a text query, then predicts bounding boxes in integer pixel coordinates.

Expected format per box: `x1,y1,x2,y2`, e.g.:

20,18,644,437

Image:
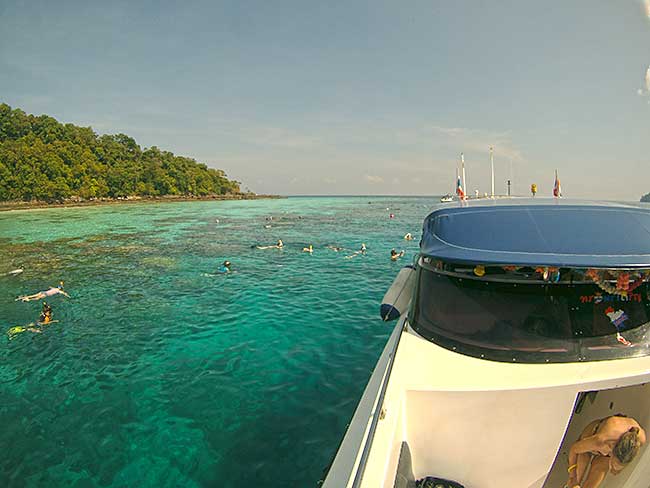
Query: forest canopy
0,103,242,202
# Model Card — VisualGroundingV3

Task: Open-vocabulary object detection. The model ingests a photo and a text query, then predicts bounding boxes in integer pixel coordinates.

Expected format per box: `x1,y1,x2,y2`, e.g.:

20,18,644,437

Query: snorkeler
345,243,367,259
216,261,231,274
16,281,70,302
256,239,284,250
390,249,405,261
7,302,58,340
39,302,53,324
404,233,414,241
302,245,313,253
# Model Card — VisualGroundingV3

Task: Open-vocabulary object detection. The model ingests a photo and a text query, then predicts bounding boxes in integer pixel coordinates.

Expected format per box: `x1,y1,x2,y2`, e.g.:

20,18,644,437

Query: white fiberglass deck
339,322,650,488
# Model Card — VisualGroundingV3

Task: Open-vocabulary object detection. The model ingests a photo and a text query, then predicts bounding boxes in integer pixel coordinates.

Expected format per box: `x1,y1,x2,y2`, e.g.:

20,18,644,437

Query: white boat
322,199,650,488
440,194,454,203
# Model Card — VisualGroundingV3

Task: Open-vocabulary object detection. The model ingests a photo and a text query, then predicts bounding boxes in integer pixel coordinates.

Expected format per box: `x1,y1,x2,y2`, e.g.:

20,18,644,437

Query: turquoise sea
0,196,436,488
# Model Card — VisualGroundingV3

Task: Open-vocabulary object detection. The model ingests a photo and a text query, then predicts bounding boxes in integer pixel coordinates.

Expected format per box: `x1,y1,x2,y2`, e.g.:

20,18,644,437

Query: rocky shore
0,193,284,212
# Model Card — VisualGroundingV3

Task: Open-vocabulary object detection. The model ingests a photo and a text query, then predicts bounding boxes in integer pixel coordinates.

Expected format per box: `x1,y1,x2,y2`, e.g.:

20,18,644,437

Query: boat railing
321,315,405,488
351,316,405,488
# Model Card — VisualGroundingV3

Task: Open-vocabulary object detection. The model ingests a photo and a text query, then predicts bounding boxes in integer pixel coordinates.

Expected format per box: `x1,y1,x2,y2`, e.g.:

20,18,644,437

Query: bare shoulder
579,418,601,439
604,416,644,438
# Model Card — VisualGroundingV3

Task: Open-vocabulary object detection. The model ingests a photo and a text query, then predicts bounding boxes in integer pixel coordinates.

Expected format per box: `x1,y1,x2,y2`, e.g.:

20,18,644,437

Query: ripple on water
0,196,435,487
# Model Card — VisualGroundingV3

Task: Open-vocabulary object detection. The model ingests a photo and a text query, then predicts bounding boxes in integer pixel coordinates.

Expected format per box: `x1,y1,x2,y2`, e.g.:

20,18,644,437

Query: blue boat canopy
420,201,650,268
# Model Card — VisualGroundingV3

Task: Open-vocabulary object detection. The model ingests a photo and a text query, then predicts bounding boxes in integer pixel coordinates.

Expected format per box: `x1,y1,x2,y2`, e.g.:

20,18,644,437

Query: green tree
0,103,245,202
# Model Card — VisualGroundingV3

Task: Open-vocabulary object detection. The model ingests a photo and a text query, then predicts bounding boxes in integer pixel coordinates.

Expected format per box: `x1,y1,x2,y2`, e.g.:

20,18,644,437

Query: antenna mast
461,153,467,200
490,146,495,198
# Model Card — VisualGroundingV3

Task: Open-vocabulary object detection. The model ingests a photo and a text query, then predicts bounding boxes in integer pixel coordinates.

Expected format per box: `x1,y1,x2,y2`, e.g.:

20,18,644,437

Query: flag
553,170,561,197
456,175,465,198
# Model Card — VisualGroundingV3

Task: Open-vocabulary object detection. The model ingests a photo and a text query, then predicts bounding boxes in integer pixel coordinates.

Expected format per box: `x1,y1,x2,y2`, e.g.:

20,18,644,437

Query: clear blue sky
2,0,649,198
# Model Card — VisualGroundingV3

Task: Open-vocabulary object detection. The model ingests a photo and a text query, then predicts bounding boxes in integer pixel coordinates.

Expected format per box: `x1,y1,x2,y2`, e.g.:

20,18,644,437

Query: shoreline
0,194,285,212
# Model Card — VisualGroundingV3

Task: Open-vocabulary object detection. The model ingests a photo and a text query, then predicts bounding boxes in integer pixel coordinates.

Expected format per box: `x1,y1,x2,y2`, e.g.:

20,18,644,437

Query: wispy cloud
423,125,524,162
201,117,322,149
638,66,650,100
364,175,384,184
245,127,321,149
428,126,468,138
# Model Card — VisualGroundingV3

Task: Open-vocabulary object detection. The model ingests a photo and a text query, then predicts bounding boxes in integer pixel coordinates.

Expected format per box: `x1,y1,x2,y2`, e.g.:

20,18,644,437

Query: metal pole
461,153,466,200
490,146,495,198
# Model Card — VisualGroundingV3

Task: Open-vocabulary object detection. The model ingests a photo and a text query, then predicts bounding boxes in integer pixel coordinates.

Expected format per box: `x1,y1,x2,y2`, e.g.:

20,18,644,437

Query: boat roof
421,198,650,268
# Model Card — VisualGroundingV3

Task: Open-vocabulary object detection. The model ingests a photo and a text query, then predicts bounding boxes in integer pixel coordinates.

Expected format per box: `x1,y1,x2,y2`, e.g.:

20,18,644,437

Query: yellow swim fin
7,326,27,340
7,323,36,340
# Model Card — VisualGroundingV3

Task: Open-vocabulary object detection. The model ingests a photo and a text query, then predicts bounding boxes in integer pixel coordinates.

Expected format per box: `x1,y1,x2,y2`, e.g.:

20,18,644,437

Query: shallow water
0,196,437,487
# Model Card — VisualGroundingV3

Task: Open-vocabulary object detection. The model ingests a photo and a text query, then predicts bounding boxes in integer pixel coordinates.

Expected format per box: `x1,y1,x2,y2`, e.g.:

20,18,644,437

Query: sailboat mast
461,153,466,200
490,146,495,198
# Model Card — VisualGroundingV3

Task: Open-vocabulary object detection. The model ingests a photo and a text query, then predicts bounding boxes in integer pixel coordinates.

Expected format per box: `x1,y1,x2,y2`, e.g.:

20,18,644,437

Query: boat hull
323,320,650,488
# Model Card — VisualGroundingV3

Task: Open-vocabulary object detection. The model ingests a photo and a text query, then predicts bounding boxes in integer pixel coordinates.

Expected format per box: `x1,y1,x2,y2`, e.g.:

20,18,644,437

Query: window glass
410,261,650,363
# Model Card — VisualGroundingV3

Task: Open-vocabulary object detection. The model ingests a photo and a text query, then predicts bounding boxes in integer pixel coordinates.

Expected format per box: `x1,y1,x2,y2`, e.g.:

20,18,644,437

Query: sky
1,0,650,198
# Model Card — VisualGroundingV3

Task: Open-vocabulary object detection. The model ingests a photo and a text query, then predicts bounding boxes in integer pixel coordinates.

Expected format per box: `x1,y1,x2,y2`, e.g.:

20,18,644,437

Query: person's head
611,427,643,473
59,281,64,289
277,239,283,245
223,261,231,267
391,248,397,256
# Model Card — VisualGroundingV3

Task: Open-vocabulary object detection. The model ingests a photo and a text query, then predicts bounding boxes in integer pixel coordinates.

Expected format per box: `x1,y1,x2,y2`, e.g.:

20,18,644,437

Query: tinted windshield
410,260,650,363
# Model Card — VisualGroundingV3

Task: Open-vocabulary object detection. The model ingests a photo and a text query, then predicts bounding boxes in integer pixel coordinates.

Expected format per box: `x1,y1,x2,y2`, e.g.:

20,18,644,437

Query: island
0,103,276,208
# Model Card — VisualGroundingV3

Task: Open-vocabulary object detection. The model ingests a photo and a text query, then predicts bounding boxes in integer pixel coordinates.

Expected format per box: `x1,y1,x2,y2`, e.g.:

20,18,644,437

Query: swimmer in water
302,244,313,253
256,239,284,250
6,267,23,276
7,303,57,339
390,249,405,261
326,245,344,252
345,243,367,259
39,302,53,324
404,233,414,241
217,261,231,274
16,281,70,302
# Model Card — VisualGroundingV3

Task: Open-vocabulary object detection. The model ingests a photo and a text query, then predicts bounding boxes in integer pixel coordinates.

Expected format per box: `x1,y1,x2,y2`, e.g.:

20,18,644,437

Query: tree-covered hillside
0,103,241,202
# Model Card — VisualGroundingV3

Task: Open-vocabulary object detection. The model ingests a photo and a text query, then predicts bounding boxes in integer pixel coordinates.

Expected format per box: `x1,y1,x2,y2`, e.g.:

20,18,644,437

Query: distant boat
322,199,650,488
440,194,453,203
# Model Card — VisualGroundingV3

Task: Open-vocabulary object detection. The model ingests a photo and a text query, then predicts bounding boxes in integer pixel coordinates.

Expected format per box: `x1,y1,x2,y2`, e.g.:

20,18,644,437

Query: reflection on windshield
410,259,650,363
